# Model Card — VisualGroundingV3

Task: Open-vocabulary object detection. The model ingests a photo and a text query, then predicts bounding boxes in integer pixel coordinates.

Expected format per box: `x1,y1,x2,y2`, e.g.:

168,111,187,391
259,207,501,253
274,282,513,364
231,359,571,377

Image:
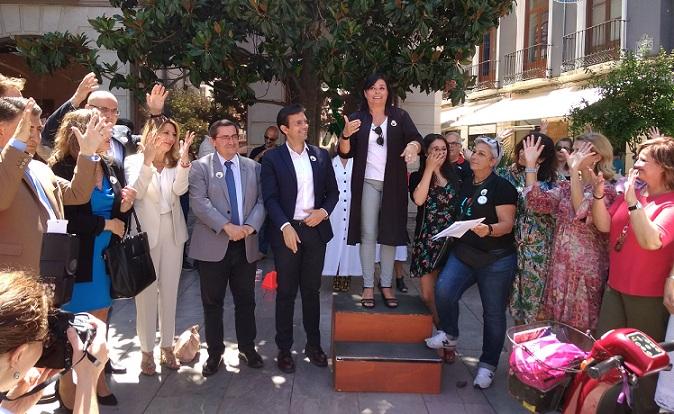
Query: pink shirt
608,191,674,297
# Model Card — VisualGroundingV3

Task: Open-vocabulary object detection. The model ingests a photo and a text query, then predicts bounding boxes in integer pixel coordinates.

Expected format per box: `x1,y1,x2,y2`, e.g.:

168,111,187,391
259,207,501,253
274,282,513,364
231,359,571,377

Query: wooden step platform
331,292,433,343
333,341,443,394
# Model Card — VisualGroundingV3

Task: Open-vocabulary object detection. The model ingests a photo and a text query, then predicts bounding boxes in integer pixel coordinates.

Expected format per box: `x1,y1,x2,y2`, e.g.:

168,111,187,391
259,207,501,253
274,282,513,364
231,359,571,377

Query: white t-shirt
364,118,388,181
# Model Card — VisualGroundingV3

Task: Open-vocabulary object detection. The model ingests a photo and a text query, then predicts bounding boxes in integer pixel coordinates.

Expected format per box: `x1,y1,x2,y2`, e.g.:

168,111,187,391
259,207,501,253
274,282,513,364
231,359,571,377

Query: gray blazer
188,152,265,263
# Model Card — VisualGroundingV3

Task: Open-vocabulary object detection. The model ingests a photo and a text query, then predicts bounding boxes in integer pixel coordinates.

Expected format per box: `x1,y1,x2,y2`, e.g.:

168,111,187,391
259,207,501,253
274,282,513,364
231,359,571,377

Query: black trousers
274,221,327,351
198,240,257,357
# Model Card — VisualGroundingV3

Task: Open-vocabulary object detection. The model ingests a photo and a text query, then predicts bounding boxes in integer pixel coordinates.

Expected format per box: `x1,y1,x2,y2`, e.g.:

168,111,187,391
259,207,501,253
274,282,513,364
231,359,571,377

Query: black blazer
338,106,422,245
51,156,129,283
260,143,339,248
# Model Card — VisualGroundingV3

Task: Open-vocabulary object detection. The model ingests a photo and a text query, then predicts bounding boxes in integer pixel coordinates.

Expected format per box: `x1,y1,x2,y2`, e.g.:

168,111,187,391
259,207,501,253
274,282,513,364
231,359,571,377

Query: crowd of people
1,68,673,414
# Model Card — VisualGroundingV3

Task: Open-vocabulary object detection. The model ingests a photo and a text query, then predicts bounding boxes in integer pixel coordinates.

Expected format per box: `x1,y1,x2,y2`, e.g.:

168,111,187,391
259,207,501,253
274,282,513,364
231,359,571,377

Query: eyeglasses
215,134,239,141
89,104,120,116
264,135,277,142
447,142,462,147
373,126,384,146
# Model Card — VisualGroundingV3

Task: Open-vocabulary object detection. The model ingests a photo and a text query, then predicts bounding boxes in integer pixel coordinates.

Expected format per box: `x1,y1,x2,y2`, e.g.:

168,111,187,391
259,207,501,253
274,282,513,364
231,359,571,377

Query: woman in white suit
125,116,194,376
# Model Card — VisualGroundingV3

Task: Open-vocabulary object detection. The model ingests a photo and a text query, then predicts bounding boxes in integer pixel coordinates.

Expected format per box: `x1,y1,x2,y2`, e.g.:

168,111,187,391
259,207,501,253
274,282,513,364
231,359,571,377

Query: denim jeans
435,250,517,371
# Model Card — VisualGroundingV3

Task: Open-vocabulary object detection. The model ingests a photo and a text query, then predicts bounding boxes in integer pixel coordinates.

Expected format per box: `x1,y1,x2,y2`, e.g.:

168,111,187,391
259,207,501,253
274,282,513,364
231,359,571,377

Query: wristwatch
628,201,642,212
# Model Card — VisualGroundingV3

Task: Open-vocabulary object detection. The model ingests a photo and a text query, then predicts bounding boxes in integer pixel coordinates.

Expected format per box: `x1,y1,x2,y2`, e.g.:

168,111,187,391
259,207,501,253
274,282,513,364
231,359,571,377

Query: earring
13,371,20,380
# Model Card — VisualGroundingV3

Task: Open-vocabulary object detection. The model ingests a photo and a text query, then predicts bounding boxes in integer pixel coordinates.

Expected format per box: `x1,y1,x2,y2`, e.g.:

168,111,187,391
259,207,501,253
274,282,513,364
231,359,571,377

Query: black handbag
103,209,156,299
40,232,80,307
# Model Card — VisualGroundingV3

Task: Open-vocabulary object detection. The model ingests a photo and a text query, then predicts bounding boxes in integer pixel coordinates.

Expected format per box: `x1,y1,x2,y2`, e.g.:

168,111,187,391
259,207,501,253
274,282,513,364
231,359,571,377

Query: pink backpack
509,334,587,391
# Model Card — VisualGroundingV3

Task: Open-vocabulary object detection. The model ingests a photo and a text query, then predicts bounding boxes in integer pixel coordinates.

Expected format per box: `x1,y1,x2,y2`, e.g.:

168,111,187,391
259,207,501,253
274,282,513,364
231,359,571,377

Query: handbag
453,242,500,269
103,209,156,299
174,325,201,364
40,232,80,307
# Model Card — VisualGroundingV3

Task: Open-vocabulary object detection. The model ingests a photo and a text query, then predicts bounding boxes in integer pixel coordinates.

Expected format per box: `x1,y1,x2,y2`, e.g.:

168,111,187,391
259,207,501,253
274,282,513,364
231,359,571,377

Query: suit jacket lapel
211,153,231,207
239,158,248,206
30,165,62,219
307,145,320,206
280,145,298,189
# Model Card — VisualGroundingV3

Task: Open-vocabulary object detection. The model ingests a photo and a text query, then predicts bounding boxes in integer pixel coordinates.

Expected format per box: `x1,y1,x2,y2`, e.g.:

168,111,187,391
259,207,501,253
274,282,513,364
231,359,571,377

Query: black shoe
104,359,127,375
202,355,222,377
304,345,328,367
396,277,408,293
97,393,118,406
238,349,264,369
276,350,296,373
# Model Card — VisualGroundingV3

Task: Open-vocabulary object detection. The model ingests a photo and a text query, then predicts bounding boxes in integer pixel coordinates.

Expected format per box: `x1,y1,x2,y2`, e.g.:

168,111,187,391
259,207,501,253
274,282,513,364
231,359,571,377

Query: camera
34,310,96,370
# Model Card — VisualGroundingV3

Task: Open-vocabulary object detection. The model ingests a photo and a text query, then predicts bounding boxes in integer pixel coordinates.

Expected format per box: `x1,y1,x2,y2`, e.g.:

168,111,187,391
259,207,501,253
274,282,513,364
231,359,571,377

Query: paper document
432,218,485,240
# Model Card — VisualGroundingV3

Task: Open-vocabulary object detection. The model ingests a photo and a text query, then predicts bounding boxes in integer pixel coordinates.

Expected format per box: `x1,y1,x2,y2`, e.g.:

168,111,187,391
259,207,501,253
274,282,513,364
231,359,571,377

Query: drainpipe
621,0,628,52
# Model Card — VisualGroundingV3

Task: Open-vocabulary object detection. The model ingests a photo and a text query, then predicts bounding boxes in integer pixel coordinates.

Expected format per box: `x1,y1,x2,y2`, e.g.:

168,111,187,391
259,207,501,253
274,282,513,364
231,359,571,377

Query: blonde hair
0,74,26,97
638,136,674,190
140,116,180,168
48,109,95,166
0,270,51,354
575,132,615,180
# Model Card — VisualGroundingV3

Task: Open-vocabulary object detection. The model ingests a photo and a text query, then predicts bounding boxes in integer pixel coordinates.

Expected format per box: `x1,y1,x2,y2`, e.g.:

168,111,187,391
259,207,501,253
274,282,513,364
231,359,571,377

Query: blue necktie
224,161,240,225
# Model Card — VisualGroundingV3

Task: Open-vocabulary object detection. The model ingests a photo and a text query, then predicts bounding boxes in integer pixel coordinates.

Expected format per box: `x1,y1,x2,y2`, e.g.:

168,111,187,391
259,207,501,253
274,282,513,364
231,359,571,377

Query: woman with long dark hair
338,74,422,308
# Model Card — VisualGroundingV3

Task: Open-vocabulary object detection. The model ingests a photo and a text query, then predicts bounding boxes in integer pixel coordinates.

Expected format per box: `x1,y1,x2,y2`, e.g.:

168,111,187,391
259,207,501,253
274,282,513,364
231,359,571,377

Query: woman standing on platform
323,146,362,292
525,133,617,332
339,74,422,309
409,134,459,336
125,116,194,376
499,132,558,325
50,109,132,410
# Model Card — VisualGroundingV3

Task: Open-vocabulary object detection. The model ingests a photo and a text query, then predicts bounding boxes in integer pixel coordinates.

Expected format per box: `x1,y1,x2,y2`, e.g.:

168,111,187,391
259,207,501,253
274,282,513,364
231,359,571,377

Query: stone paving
30,254,528,414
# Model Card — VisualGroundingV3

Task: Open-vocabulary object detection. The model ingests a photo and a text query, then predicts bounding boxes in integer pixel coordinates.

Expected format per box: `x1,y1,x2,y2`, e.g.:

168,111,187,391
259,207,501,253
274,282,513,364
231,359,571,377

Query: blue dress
62,176,114,313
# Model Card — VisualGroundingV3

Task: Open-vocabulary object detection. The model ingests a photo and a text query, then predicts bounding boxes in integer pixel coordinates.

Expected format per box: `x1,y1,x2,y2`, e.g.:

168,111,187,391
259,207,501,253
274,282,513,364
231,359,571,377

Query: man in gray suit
189,119,266,376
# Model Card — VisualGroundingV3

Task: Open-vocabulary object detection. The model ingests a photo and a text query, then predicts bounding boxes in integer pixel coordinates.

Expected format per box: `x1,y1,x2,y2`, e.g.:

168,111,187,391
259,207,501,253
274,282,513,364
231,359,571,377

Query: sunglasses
373,126,384,146
556,146,571,152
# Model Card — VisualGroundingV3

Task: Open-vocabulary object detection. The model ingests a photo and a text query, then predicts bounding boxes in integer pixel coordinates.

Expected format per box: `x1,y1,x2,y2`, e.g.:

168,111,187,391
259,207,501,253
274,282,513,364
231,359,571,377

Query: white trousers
135,213,184,352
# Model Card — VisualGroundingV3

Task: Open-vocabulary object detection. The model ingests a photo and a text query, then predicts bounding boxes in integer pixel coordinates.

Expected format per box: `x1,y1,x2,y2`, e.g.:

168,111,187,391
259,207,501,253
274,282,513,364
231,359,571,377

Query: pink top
608,191,674,297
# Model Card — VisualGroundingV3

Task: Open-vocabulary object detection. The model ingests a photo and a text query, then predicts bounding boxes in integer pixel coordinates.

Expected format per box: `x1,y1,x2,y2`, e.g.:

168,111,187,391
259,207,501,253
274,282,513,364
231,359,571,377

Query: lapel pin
309,155,317,162
109,176,118,185
390,120,397,127
215,171,224,179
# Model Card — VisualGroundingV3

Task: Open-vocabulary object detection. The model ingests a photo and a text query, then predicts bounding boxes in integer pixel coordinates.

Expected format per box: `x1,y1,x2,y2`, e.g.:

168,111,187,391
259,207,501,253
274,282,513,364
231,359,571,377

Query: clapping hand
71,72,100,108
141,130,159,166
585,168,606,198
72,113,112,156
179,131,195,164
624,168,639,206
522,135,544,168
146,84,168,116
496,128,514,141
565,141,595,172
342,115,361,138
539,120,549,135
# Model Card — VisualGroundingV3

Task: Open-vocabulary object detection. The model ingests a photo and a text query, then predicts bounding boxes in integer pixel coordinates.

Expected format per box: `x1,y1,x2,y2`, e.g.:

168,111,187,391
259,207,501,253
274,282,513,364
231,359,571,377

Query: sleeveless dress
62,176,114,313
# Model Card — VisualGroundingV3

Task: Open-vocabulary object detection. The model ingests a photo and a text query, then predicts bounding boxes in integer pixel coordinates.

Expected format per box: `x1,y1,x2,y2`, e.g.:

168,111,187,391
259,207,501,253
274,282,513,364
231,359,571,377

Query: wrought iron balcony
468,59,498,91
562,19,625,72
503,43,551,85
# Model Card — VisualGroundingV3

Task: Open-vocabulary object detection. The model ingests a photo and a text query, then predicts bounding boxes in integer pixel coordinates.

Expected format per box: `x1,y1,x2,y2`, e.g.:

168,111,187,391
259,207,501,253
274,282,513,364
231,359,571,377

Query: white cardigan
124,153,190,249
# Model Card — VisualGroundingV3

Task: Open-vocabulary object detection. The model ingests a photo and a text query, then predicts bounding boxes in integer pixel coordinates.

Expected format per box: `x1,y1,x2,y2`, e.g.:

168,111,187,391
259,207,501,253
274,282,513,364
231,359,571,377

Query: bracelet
149,113,164,118
524,167,538,174
593,193,605,200
340,134,350,141
487,224,493,236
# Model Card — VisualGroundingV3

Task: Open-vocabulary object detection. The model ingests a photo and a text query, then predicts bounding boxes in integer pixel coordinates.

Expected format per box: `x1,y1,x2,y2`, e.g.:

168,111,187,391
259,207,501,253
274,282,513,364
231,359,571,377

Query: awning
440,101,492,129
453,87,602,126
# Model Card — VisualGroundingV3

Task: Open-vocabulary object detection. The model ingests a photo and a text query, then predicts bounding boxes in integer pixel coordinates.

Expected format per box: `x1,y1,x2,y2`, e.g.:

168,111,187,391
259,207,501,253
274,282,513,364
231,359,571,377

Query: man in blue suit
261,104,338,373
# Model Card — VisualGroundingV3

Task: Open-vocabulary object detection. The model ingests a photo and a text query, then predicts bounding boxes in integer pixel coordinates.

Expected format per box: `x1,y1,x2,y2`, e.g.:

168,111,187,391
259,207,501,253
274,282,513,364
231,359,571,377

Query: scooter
507,322,674,414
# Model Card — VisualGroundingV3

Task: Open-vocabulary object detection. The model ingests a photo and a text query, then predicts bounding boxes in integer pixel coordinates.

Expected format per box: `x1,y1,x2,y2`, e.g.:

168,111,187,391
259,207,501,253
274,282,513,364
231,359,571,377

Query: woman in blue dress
50,109,134,411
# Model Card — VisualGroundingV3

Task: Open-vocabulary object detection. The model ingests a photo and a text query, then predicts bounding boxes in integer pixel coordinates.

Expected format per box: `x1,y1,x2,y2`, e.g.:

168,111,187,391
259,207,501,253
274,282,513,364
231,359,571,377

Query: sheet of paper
47,219,68,234
432,218,485,240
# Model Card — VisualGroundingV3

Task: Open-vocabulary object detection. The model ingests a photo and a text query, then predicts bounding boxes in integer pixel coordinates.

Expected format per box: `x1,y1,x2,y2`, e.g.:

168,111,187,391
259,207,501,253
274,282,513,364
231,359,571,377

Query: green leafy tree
17,0,514,144
568,50,674,153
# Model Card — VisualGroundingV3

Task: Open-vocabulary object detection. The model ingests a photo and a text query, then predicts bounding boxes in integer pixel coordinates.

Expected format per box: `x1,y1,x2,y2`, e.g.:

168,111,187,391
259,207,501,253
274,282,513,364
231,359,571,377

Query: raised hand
179,130,195,163
72,113,111,156
624,168,639,205
496,128,514,141
71,72,99,108
141,130,159,165
11,98,35,143
565,141,595,172
539,120,549,135
522,135,544,168
342,115,361,138
146,84,168,116
585,168,605,197
647,126,662,140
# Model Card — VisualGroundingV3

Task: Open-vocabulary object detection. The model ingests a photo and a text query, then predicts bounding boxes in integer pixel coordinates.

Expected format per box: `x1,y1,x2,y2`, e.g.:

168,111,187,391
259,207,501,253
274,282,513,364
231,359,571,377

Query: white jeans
135,212,184,352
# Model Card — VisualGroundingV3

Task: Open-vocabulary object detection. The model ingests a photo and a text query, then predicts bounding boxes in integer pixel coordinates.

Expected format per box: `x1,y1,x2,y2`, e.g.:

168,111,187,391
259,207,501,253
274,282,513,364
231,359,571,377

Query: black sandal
396,277,408,293
361,288,375,309
378,285,399,308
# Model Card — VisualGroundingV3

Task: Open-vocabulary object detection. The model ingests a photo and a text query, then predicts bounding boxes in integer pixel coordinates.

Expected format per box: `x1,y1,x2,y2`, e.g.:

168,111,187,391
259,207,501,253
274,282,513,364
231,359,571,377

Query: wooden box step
333,341,442,394
332,292,433,343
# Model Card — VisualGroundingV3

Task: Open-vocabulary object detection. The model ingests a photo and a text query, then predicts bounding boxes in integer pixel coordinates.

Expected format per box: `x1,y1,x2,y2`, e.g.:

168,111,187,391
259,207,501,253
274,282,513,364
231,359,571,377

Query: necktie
224,161,240,225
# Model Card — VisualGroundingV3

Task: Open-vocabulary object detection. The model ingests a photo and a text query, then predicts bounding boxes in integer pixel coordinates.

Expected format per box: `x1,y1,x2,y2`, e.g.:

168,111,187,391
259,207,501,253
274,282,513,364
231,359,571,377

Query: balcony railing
469,59,498,91
503,43,551,85
562,19,626,72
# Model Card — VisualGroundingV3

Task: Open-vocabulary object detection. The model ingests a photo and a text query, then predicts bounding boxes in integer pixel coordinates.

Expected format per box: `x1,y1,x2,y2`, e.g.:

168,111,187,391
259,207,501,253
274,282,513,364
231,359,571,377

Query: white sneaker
473,367,495,389
425,330,457,349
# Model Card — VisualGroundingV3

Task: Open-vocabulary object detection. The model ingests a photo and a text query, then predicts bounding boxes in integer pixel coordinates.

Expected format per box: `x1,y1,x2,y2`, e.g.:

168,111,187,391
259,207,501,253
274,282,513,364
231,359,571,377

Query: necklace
473,175,490,186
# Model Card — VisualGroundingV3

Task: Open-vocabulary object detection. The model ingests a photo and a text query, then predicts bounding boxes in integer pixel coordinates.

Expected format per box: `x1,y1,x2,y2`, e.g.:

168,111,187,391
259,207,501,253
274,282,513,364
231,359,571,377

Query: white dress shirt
364,118,388,181
287,143,315,220
217,152,244,223
155,167,174,214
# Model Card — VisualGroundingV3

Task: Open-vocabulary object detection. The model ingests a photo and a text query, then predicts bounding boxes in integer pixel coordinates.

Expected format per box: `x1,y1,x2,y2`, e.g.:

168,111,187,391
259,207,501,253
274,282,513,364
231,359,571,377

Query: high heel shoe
161,346,180,370
396,277,408,293
141,351,157,376
378,285,399,308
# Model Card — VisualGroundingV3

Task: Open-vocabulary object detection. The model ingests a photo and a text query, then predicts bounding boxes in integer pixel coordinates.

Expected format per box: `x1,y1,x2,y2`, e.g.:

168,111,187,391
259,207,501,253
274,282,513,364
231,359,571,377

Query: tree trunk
286,51,323,146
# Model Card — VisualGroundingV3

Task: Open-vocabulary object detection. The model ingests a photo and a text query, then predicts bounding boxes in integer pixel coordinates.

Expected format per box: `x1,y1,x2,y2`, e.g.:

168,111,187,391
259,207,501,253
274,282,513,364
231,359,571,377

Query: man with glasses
189,119,266,376
248,125,280,162
444,131,472,183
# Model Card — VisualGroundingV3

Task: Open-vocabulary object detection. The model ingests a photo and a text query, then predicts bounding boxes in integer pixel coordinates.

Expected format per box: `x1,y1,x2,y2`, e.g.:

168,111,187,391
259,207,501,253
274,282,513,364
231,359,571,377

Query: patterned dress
410,181,457,278
526,179,617,331
498,165,557,324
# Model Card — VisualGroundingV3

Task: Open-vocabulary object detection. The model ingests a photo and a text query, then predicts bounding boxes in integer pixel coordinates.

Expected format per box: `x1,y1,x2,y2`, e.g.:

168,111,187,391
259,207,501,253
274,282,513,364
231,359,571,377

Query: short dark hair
277,104,305,131
209,119,240,138
359,74,394,113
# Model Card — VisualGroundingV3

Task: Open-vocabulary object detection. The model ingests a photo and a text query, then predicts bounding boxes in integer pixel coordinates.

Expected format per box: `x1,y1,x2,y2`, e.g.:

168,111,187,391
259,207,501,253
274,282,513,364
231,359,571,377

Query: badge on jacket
215,172,224,179
310,155,317,162
390,120,397,127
